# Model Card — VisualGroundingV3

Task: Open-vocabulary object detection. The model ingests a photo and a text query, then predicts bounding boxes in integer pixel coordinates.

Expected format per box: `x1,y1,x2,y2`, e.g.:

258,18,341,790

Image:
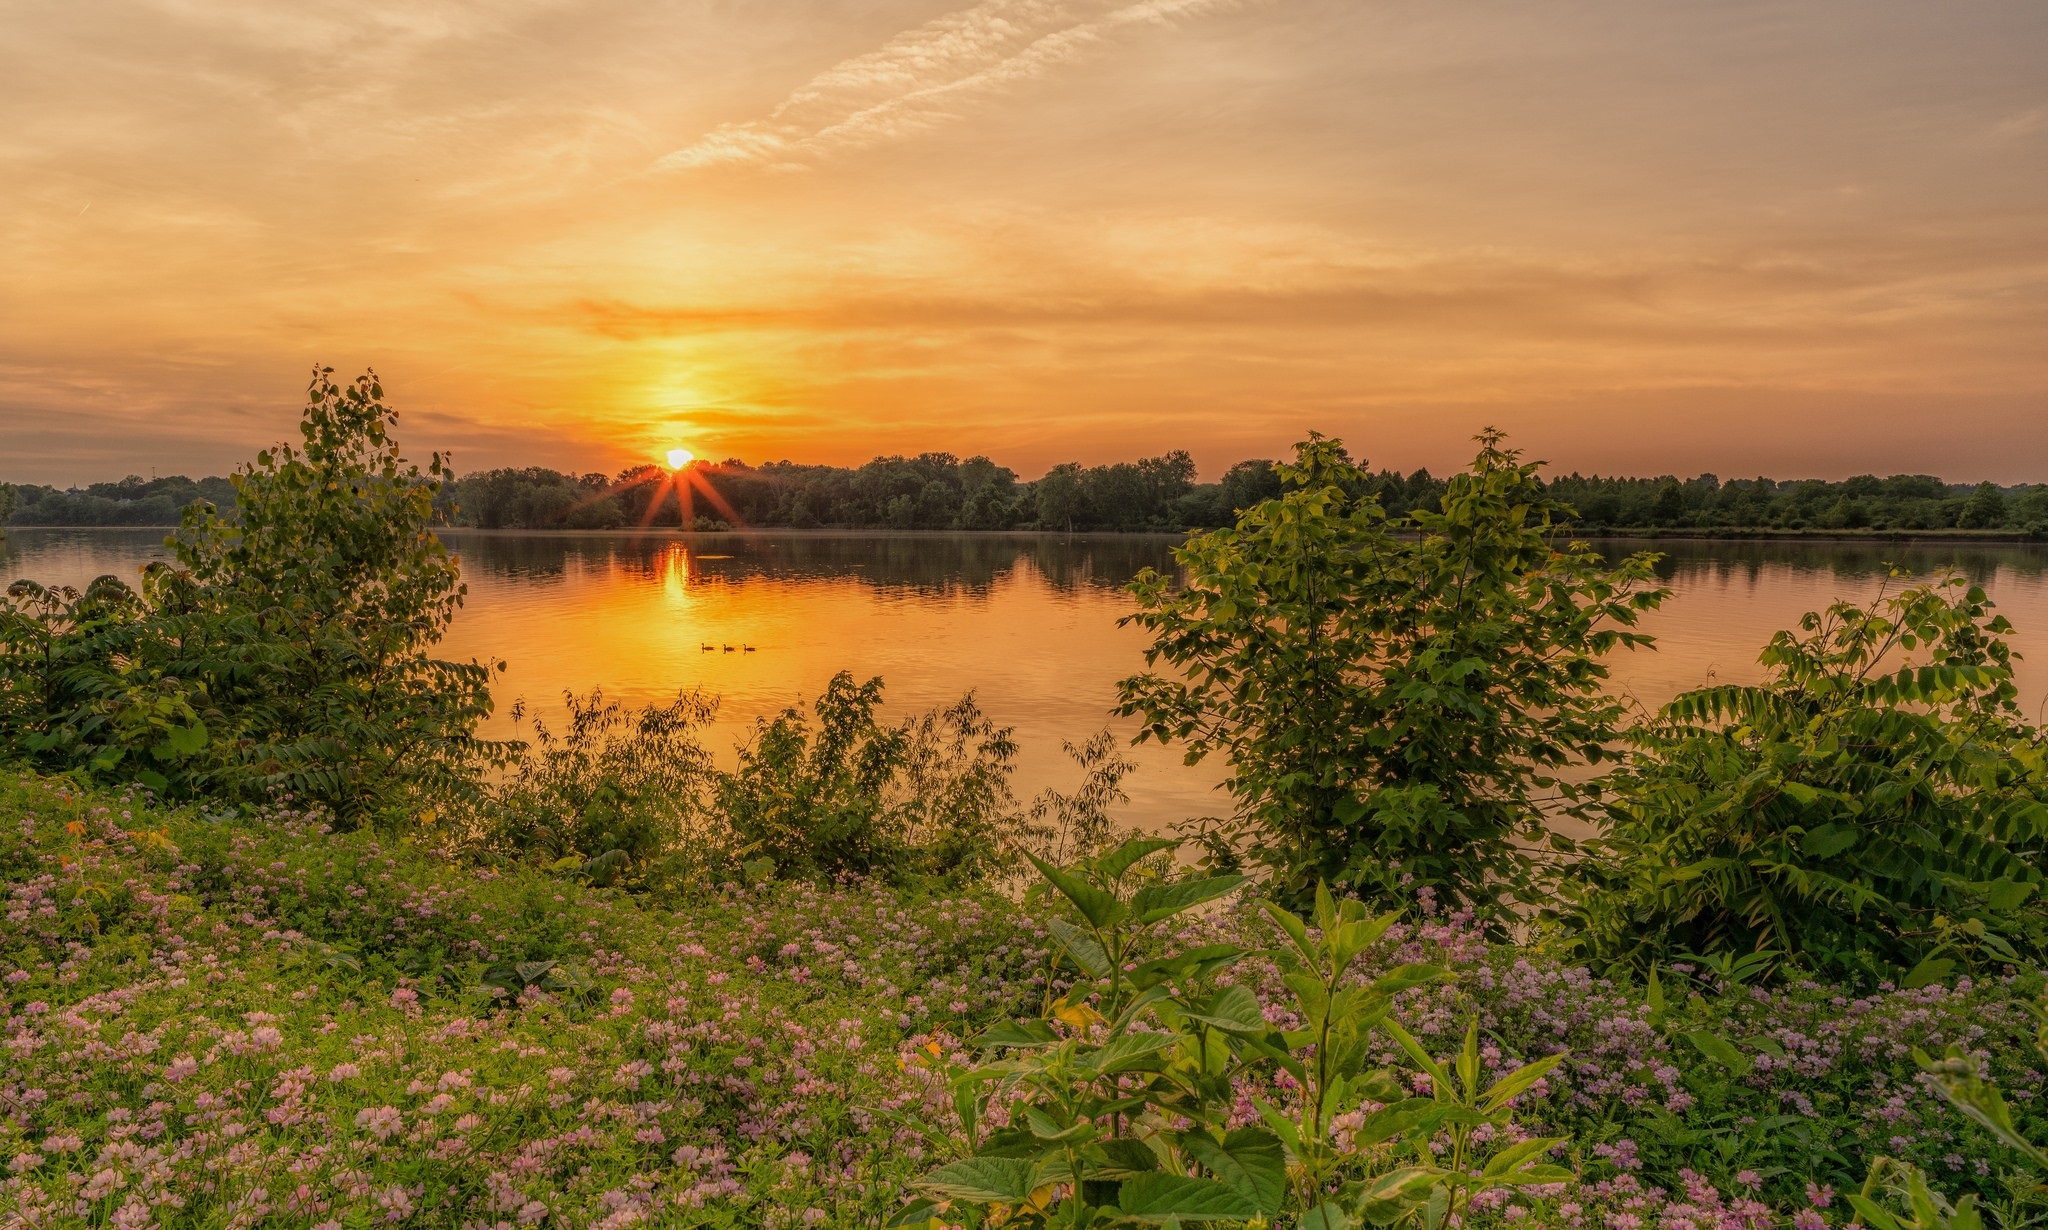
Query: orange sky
3,1,2045,485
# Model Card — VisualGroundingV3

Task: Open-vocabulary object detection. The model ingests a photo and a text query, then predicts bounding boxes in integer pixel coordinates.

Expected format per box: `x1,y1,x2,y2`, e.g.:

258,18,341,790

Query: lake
7,527,2048,829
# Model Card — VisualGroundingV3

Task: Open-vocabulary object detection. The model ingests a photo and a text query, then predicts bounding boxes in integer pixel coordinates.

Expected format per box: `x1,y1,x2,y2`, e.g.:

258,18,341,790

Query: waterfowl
722,644,736,652
742,644,756,652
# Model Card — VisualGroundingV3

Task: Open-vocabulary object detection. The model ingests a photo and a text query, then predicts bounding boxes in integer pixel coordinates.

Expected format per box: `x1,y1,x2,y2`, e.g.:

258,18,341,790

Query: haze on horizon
3,0,2045,487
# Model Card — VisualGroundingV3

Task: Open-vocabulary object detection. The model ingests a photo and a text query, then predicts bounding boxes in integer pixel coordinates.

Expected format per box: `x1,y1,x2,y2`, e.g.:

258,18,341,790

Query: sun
665,447,694,470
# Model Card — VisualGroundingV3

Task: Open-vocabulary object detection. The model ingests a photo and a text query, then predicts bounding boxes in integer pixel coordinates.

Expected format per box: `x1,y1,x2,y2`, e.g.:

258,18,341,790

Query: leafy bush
1568,574,2048,984
718,672,1028,882
898,843,1581,1229
0,368,509,823
478,687,720,869
1117,430,1666,915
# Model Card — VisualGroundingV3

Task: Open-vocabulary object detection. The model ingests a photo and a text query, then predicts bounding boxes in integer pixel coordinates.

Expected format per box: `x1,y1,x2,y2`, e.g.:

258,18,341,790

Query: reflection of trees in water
1587,538,2048,587
440,531,1187,598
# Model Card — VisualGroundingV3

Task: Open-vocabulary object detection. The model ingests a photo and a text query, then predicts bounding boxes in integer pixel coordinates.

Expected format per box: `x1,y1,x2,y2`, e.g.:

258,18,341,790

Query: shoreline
9,523,2045,546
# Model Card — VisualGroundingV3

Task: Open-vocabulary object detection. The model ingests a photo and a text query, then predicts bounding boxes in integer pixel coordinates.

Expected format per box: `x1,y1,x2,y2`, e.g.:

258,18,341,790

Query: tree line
8,453,2048,534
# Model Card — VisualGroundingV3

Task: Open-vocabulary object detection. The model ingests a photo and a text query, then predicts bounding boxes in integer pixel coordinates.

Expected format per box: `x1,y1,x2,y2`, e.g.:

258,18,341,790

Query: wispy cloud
656,0,1253,172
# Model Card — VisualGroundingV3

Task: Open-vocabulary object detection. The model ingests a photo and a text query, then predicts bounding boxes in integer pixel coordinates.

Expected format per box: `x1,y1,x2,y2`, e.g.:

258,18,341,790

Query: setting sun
665,447,694,470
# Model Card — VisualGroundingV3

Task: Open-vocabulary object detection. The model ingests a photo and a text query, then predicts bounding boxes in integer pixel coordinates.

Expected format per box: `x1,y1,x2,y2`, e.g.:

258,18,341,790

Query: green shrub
1117,430,1666,916
478,687,720,869
1566,573,2048,984
718,671,1026,882
0,368,510,824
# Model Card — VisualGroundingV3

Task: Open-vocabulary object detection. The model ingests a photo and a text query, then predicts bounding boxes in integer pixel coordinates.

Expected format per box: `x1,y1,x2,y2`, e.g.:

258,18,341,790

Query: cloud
656,0,1254,172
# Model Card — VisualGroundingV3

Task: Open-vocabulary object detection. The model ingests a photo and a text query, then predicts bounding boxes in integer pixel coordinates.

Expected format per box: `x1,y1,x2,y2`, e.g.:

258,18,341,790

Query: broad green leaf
1353,1098,1437,1147
1902,956,1955,990
1177,1128,1286,1217
883,1197,942,1229
1077,1030,1181,1075
916,1156,1040,1204
1369,963,1453,997
1132,875,1247,924
1800,823,1859,858
1047,917,1112,979
1094,836,1179,882
1180,983,1267,1034
1478,1136,1566,1179
974,1019,1059,1049
1299,1203,1351,1230
1090,1137,1164,1178
1355,1167,1441,1225
1026,852,1128,929
1113,1173,1262,1221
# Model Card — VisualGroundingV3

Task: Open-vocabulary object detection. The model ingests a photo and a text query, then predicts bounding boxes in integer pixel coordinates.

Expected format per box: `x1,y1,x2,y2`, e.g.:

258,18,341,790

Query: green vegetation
11,452,2047,538
1118,431,1665,915
6,370,2048,1227
0,369,506,825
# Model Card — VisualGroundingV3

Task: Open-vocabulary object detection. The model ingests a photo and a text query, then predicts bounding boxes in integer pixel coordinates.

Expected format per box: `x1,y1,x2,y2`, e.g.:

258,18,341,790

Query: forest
8,454,2048,535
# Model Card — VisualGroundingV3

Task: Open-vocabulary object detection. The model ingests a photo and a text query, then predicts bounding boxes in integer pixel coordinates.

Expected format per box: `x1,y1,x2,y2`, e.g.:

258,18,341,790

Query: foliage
715,671,1026,882
21,458,2048,536
1567,573,2048,984
0,368,510,823
1545,471,2048,536
7,773,2048,1227
1022,730,1138,865
895,847,1578,1229
477,687,720,868
1117,429,1667,915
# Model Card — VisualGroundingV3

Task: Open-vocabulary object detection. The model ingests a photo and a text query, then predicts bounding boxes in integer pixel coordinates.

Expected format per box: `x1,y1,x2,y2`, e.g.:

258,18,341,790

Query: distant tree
1217,459,1282,515
1035,463,1086,533
1961,481,2009,530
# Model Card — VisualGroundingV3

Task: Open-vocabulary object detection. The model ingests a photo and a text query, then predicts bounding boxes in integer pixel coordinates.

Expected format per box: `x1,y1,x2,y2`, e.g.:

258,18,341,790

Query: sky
2,0,2045,486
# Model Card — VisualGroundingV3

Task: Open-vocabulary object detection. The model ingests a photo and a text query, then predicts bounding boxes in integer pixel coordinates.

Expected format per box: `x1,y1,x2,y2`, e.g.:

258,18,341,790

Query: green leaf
1094,836,1179,881
163,721,207,756
1046,917,1112,979
974,1019,1059,1049
1369,963,1453,997
1131,875,1247,924
1679,1030,1752,1077
1299,1203,1351,1230
1479,1136,1566,1179
1260,900,1315,960
1180,983,1267,1034
1800,823,1859,858
1090,1137,1164,1178
1113,1173,1262,1222
1352,1099,1437,1148
1902,956,1955,990
917,1156,1041,1204
1479,1051,1565,1113
1355,1167,1441,1225
1026,853,1128,929
1078,1030,1181,1075
1178,1128,1286,1217
885,1197,943,1229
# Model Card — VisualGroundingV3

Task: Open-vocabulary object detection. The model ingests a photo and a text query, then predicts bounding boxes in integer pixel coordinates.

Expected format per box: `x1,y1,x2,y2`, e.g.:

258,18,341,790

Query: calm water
7,528,2048,829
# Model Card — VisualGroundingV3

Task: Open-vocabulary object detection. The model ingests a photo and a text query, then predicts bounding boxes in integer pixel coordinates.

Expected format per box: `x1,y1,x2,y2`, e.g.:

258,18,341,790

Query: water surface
7,528,2047,828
